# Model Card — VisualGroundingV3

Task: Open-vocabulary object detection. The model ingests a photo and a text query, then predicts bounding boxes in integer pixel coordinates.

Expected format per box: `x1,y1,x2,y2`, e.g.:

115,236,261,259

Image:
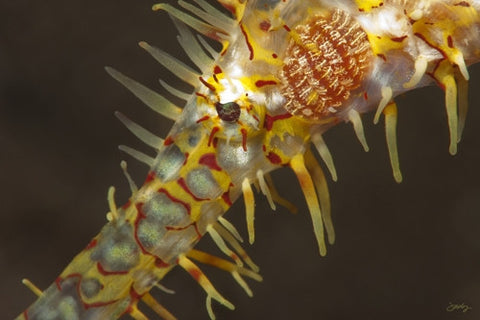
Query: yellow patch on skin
355,0,385,12
366,33,406,57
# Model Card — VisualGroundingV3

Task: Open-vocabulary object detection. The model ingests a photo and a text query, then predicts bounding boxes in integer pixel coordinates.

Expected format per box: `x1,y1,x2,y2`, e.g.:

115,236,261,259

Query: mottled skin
17,0,480,319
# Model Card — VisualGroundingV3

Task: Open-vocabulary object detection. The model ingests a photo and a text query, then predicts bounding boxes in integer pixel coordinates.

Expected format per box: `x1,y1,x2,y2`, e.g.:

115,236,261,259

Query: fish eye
215,101,241,122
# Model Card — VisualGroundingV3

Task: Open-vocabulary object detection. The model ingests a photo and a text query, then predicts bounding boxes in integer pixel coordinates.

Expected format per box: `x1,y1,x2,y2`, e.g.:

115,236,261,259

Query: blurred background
1,1,479,319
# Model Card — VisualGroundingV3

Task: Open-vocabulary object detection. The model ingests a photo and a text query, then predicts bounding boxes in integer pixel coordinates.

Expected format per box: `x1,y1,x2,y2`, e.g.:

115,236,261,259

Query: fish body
14,0,480,319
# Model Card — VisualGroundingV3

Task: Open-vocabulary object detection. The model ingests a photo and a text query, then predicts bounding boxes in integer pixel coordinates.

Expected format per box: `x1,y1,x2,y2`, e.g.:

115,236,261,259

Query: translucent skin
14,1,480,319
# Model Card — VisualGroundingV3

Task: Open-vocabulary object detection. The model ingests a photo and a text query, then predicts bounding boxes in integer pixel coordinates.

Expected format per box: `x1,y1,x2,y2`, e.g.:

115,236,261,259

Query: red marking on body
57,273,115,311
96,262,128,276
283,24,291,32
199,77,216,92
427,71,446,91
260,20,271,31
266,151,282,165
414,32,447,59
214,65,222,74
122,200,131,209
377,53,387,61
391,35,407,42
195,92,208,100
213,74,219,83
133,202,149,254
222,192,232,206
208,127,220,147
164,136,174,146
55,273,82,292
159,188,192,214
166,222,201,239
190,268,202,281
155,258,169,268
272,53,278,59
221,184,234,206
183,152,189,166
194,222,201,238
241,128,248,151
199,153,222,171
255,80,277,87
55,277,63,290
144,171,156,184
212,137,219,148
120,286,145,317
240,23,254,60
83,299,119,310
364,91,368,100
23,310,29,320
196,115,210,123
447,35,454,48
85,239,97,250
178,177,208,201
221,3,236,15
264,113,292,130
130,285,144,300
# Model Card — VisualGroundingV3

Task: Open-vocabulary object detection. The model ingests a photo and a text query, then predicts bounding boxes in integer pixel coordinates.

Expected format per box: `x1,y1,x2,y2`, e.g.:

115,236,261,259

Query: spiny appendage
281,8,373,120
360,0,480,183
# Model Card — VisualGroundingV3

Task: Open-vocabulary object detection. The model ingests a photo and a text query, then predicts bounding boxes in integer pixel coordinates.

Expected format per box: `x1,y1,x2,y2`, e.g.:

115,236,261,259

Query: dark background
1,1,479,319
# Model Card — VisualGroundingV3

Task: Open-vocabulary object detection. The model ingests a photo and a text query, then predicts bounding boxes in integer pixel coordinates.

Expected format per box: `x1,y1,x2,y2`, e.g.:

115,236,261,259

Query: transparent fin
139,41,200,87
178,0,232,34
304,150,335,245
105,67,181,121
217,216,243,243
142,293,177,320
189,0,234,31
256,169,276,210
118,145,155,167
383,102,403,183
22,279,42,297
214,223,259,272
178,255,234,320
187,249,261,298
129,305,149,320
348,109,369,152
207,225,243,267
374,86,393,124
231,271,253,297
152,4,228,41
120,161,138,194
154,283,176,295
106,186,119,222
159,79,191,101
173,19,214,73
187,249,262,281
403,55,428,89
435,61,458,155
242,178,255,244
456,69,469,142
264,173,298,214
197,35,220,59
115,111,164,149
452,50,469,81
311,132,338,181
290,154,327,256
